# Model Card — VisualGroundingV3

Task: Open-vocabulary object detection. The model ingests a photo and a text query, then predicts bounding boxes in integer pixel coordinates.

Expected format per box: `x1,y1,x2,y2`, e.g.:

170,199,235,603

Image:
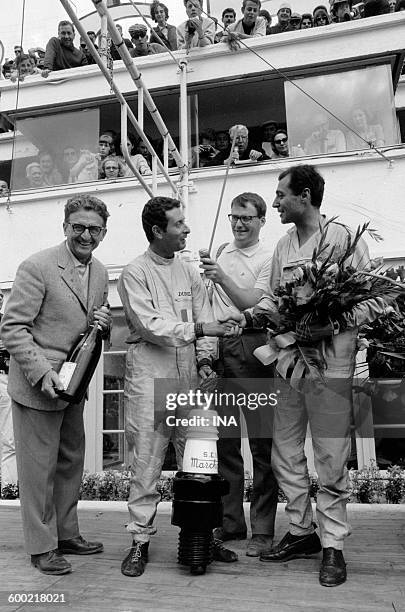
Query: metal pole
179,59,189,210
120,103,154,197
59,0,179,194
90,0,186,174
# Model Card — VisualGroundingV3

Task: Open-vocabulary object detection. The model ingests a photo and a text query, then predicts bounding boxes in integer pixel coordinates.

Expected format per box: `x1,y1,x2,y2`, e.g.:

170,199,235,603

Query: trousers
0,373,17,487
124,342,197,541
12,399,85,554
271,330,357,549
216,333,278,536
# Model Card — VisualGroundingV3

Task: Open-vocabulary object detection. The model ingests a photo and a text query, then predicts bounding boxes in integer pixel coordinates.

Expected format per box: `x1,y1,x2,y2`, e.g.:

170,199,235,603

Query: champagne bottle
56,323,104,404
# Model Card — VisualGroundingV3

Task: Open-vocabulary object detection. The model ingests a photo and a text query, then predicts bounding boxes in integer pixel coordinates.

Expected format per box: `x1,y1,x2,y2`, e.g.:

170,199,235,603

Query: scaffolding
59,0,189,204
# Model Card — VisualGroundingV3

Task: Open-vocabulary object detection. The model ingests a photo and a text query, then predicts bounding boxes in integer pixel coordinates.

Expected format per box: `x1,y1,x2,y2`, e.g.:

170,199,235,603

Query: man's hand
41,69,51,78
200,255,225,284
41,369,64,399
220,312,245,337
225,147,240,165
93,305,111,331
249,149,263,162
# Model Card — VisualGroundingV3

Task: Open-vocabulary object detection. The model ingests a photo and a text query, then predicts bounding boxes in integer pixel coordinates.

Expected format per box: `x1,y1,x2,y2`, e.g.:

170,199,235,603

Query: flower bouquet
253,218,405,389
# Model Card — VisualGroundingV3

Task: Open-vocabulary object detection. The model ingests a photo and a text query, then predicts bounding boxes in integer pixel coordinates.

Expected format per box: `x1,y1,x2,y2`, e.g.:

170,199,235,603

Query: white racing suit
254,218,387,549
118,248,216,541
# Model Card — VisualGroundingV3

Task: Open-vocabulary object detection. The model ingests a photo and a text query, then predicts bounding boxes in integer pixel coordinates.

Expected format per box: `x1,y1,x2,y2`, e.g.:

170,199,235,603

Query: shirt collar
225,240,262,257
65,241,92,268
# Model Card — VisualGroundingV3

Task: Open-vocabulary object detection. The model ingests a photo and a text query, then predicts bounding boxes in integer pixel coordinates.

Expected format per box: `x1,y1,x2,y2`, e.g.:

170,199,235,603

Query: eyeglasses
67,223,105,237
274,137,288,145
131,32,147,39
228,214,259,225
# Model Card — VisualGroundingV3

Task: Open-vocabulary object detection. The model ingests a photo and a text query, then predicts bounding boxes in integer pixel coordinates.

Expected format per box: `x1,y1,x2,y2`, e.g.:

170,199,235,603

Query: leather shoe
212,527,247,542
319,547,347,587
260,531,321,562
58,535,103,555
121,541,149,577
212,538,238,563
31,550,72,575
246,534,273,557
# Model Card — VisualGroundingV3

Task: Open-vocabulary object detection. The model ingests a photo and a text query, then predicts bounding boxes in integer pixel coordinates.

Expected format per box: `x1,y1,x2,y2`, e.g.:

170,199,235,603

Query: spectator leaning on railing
42,20,87,78
224,0,266,48
177,0,216,49
128,24,166,57
214,7,237,42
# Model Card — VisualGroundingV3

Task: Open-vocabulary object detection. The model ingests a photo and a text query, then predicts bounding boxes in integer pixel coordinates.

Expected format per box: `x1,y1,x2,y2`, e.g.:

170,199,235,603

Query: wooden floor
0,501,404,612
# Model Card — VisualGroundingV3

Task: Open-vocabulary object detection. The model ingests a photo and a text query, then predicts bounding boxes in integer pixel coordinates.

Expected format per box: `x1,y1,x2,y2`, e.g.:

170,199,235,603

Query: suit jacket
1,242,108,411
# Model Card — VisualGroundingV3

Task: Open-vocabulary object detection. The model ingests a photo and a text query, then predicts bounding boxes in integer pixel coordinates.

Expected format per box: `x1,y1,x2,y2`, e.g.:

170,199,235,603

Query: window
285,64,400,155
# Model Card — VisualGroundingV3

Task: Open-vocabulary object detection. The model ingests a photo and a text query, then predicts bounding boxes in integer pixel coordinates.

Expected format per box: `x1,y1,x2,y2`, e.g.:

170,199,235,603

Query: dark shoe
31,550,72,575
121,541,149,577
212,538,238,563
212,527,247,542
246,534,273,557
260,531,321,563
319,548,347,587
58,535,103,555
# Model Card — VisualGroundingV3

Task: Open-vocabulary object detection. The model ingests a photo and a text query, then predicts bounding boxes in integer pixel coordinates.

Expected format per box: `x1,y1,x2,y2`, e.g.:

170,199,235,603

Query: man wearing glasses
128,24,166,57
200,193,278,558
1,194,111,575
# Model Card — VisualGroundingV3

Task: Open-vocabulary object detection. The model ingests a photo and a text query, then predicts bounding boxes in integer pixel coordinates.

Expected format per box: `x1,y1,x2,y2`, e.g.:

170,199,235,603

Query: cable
198,6,393,163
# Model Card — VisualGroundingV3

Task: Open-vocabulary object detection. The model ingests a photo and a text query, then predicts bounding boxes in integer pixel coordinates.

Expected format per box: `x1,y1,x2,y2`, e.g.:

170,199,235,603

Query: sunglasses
274,137,288,145
131,32,147,39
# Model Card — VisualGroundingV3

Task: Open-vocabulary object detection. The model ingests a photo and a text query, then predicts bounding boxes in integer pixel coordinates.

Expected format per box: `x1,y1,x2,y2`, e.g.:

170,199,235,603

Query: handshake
200,313,246,338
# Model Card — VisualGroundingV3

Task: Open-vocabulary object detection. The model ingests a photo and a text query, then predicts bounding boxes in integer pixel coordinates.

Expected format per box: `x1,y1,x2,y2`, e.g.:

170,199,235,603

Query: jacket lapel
87,262,103,315
57,242,88,313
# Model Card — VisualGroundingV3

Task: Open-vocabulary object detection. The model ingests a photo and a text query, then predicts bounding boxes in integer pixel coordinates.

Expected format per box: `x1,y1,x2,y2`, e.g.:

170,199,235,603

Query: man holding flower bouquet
240,164,393,587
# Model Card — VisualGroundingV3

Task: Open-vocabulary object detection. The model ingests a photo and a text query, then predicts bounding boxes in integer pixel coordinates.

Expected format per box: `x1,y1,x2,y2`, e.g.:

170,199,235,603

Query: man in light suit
1,193,111,575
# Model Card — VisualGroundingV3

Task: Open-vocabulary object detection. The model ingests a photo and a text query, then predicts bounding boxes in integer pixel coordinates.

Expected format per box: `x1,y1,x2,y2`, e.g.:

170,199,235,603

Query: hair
301,12,313,24
231,192,267,217
242,0,261,9
58,20,75,33
201,128,216,142
87,30,96,36
259,8,271,22
313,6,331,23
150,1,169,20
64,193,110,224
119,133,137,154
229,124,249,138
363,0,390,15
222,6,236,18
100,155,126,179
38,150,54,163
99,131,117,155
183,0,202,6
142,196,180,242
15,53,33,69
278,165,325,208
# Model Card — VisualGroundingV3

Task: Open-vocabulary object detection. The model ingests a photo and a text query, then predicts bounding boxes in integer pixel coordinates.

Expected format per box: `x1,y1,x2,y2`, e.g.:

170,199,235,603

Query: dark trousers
12,399,85,555
216,333,278,536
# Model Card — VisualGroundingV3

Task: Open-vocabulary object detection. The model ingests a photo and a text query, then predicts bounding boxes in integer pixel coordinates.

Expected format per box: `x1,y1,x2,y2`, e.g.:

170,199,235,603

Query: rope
199,7,393,164
7,0,27,213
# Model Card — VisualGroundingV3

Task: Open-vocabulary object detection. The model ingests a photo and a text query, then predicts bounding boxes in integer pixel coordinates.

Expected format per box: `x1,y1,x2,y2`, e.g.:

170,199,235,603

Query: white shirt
211,240,272,320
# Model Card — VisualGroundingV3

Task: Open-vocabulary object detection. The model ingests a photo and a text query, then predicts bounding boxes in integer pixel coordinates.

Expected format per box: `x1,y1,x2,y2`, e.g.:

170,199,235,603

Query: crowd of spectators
7,108,385,190
6,131,152,190
1,0,404,79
